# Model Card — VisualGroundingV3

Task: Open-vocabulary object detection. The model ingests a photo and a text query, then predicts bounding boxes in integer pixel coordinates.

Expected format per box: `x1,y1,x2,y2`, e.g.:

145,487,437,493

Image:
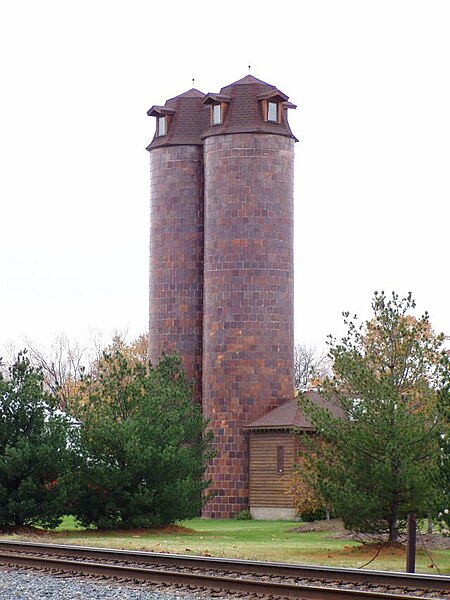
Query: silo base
250,507,297,520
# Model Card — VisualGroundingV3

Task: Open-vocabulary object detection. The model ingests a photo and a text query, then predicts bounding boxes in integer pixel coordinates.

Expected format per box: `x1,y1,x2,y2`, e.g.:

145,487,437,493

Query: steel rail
0,540,448,593
0,550,434,599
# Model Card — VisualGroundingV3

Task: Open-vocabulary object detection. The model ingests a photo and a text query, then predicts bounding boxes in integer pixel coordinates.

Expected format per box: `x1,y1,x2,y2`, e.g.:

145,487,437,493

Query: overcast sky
1,0,449,357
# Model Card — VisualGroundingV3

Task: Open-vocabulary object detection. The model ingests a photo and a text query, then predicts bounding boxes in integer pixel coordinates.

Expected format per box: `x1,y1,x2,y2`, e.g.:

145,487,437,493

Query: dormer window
203,93,230,127
212,104,222,125
157,116,166,136
267,101,278,122
258,90,292,125
147,105,175,141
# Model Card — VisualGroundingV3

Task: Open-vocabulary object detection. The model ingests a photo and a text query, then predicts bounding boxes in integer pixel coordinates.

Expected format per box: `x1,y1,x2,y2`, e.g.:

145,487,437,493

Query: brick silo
201,75,297,517
147,89,208,404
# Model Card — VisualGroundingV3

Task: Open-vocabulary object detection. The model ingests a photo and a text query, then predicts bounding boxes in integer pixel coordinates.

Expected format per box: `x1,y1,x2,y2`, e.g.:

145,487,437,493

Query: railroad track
0,540,448,599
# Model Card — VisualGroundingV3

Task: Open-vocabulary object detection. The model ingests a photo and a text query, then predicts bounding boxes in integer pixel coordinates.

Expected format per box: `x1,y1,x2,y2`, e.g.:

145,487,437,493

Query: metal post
406,512,416,573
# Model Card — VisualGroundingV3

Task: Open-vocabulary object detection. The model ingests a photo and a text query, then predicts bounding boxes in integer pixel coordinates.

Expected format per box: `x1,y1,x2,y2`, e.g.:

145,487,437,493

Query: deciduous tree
294,344,330,390
25,332,149,412
283,449,330,520
26,334,88,412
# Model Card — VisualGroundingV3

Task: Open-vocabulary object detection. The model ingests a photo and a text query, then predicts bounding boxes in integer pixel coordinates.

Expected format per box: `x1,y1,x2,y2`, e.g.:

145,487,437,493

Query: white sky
1,0,449,357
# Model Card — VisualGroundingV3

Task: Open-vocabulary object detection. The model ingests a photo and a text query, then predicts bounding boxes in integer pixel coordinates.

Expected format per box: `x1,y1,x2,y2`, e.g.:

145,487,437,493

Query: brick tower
147,75,297,517
147,89,207,404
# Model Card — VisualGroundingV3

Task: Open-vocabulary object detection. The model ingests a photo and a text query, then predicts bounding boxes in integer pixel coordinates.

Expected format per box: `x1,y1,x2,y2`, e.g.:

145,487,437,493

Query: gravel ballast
0,570,208,599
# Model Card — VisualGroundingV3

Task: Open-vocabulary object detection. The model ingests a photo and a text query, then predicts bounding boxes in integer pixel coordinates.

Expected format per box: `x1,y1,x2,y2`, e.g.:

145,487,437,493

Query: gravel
0,570,209,599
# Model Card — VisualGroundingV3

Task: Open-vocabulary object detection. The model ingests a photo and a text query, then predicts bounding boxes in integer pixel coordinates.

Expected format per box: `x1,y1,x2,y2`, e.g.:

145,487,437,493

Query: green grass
55,515,87,531
4,517,450,575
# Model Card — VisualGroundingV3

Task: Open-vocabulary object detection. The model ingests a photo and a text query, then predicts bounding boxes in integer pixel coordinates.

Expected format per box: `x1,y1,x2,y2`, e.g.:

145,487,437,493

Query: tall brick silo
147,89,208,404
201,75,297,517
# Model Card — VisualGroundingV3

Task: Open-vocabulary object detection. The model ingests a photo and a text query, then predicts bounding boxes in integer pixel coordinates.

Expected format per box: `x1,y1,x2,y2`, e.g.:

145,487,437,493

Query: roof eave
257,90,289,102
147,105,176,117
244,424,314,432
203,93,231,105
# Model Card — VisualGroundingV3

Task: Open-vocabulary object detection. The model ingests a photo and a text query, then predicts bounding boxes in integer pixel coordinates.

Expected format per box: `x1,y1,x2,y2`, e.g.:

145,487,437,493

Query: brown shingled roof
244,390,345,431
147,88,208,150
201,75,297,141
146,75,298,150
225,74,275,88
166,88,205,101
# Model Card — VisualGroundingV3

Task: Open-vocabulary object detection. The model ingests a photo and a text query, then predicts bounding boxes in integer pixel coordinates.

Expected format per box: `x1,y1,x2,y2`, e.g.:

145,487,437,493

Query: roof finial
248,62,251,73
192,77,195,88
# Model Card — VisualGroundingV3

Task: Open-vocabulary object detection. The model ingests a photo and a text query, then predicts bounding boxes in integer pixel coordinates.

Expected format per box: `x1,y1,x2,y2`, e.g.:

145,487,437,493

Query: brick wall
202,133,295,517
149,145,204,404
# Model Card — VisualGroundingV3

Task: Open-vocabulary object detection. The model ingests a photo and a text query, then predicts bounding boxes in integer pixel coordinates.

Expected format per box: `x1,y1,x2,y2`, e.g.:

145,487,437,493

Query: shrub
234,509,252,520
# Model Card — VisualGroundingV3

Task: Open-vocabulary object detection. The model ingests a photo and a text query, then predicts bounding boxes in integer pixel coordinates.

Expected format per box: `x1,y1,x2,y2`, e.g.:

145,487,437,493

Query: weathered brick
149,145,204,404
202,133,295,518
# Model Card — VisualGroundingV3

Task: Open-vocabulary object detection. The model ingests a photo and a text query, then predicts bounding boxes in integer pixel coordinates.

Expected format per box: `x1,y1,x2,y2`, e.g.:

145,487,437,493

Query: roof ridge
166,88,205,102
227,74,274,87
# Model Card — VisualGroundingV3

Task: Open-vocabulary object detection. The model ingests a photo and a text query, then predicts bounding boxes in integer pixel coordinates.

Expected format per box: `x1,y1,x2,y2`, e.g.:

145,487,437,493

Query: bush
299,509,329,522
234,509,252,520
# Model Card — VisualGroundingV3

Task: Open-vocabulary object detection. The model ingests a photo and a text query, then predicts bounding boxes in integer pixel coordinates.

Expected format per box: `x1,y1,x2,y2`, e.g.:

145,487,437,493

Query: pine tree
437,384,450,534
299,292,448,542
69,351,213,528
0,353,71,529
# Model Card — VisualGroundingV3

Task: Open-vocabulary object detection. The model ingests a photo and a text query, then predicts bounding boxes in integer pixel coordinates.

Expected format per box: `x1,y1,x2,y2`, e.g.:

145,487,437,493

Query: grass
4,517,450,575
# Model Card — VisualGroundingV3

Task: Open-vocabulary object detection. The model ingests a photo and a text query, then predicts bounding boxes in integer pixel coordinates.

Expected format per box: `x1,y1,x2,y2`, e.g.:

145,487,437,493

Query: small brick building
147,75,298,518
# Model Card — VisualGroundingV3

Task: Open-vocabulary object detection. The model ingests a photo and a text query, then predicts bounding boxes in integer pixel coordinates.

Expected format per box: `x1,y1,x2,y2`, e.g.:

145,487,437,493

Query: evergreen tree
0,353,71,529
299,292,448,542
70,351,213,528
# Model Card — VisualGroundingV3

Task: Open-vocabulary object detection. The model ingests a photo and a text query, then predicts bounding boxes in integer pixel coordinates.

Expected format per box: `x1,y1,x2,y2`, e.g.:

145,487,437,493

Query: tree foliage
299,292,449,542
101,333,149,366
26,334,88,412
437,384,450,534
0,353,72,529
283,448,329,519
25,332,150,413
69,351,212,528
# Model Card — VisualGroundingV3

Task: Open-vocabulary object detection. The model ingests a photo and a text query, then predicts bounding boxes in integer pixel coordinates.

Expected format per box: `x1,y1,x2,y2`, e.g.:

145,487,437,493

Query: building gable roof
245,390,345,431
